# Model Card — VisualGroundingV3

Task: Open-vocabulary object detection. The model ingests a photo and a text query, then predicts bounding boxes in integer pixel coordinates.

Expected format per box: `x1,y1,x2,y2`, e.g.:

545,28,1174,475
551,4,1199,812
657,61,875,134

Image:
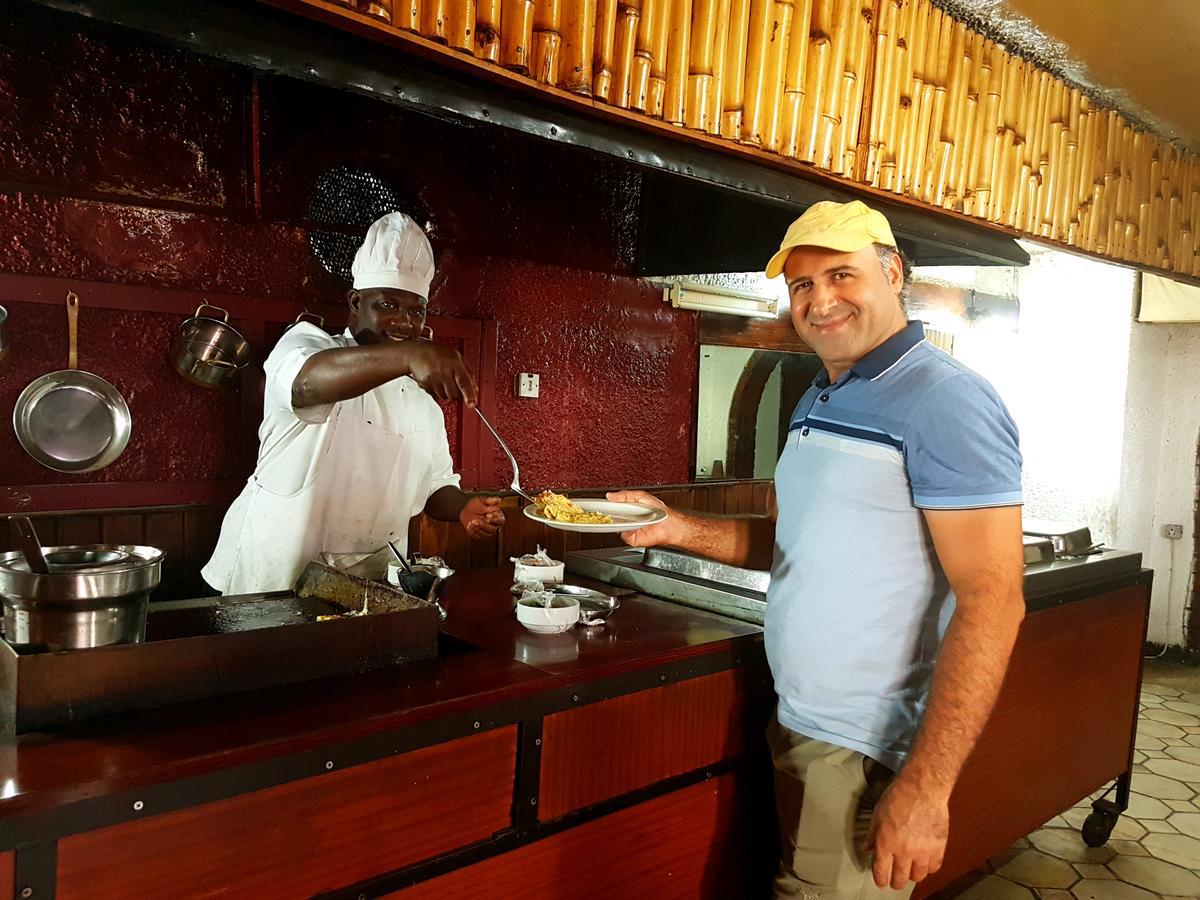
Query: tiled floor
938,659,1200,900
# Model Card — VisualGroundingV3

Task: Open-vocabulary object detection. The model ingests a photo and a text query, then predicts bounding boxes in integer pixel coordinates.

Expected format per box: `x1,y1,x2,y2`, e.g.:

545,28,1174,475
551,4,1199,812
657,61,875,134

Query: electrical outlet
1163,524,1184,540
515,373,540,398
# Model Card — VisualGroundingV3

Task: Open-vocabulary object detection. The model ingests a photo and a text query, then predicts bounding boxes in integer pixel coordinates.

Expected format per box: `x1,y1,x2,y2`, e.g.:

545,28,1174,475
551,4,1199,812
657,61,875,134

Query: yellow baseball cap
765,200,897,279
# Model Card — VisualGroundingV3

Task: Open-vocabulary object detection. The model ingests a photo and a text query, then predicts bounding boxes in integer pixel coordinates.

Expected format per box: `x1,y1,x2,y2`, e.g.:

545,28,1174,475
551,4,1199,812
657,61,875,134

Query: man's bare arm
292,341,477,408
606,490,776,570
868,504,1025,890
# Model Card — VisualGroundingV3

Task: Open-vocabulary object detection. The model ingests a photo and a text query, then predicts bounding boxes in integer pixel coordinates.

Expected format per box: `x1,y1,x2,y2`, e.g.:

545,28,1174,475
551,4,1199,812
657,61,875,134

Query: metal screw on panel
572,694,580,702
534,738,542,747
20,888,32,898
473,721,481,730
306,64,317,75
481,108,490,117
133,800,144,811
325,760,334,770
530,797,537,806
686,166,693,175
659,674,667,682
550,126,558,135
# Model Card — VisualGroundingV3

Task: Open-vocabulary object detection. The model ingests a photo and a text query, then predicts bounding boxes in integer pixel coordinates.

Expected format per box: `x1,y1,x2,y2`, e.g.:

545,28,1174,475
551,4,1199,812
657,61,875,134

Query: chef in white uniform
202,212,504,595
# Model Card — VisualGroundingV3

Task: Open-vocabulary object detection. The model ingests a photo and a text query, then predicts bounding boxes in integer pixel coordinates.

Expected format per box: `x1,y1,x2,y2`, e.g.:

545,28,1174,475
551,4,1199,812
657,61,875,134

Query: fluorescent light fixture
663,281,778,319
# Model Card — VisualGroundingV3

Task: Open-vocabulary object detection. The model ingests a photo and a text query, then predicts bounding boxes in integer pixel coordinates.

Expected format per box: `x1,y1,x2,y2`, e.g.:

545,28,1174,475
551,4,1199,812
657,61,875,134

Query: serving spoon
474,407,538,505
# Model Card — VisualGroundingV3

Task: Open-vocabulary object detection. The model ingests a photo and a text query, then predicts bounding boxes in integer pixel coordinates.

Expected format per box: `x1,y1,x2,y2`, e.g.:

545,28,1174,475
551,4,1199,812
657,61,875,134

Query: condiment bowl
515,595,579,634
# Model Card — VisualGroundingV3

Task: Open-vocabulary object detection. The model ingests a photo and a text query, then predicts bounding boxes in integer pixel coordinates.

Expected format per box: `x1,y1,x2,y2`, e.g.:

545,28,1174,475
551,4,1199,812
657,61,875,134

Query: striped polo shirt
765,320,1022,771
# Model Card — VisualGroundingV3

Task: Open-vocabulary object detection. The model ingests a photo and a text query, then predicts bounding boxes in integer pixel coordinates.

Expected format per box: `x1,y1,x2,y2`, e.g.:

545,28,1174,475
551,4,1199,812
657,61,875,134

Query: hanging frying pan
13,291,131,473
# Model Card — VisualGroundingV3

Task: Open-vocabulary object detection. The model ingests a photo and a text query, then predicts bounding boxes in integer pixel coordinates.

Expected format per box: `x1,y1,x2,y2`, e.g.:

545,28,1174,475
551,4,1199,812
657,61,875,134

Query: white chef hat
350,212,435,298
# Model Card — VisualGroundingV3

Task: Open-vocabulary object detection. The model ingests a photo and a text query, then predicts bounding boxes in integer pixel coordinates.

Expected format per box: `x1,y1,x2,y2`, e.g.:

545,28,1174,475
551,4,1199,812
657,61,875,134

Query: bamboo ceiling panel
312,0,1200,278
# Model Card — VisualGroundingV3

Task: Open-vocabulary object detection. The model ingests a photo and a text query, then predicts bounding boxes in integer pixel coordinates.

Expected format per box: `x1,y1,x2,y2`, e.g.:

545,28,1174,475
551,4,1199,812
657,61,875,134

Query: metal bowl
0,544,164,652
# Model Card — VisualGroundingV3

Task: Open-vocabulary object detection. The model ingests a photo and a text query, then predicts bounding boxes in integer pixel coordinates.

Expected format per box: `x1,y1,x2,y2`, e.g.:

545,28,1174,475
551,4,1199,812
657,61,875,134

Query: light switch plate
516,373,540,398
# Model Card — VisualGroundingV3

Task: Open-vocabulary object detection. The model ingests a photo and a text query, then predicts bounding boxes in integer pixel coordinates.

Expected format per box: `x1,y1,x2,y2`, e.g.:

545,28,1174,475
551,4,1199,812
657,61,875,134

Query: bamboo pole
720,0,753,138
921,11,953,202
705,0,733,133
532,0,564,82
445,0,477,50
815,0,854,170
630,0,659,111
739,0,774,145
893,0,926,195
501,0,536,72
395,0,420,32
838,0,870,175
422,0,449,42
664,0,694,125
611,0,641,107
559,0,598,92
937,19,967,206
593,0,619,100
972,44,1001,219
686,0,720,129
797,0,833,162
646,0,672,114
864,0,895,182
906,5,940,197
764,0,796,151
953,29,982,208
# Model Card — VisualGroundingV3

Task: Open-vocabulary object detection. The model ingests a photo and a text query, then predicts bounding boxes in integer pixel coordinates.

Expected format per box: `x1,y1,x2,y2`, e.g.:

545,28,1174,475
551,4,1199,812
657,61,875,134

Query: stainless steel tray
1023,535,1056,565
1022,519,1098,556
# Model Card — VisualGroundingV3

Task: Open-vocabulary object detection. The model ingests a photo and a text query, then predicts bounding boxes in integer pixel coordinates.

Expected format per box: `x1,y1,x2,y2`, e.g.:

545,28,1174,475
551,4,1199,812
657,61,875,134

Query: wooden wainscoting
0,480,775,599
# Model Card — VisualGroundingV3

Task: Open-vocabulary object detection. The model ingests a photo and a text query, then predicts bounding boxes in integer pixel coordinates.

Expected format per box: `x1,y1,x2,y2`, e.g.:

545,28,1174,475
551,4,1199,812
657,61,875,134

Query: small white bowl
514,559,564,584
515,595,579,634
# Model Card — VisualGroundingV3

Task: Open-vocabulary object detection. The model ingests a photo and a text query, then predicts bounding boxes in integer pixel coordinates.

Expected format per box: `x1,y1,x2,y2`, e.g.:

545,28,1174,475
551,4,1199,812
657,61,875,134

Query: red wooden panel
144,510,188,599
0,851,11,900
389,774,757,900
56,727,519,900
100,512,145,546
539,669,754,821
53,515,102,546
915,585,1149,897
182,506,224,597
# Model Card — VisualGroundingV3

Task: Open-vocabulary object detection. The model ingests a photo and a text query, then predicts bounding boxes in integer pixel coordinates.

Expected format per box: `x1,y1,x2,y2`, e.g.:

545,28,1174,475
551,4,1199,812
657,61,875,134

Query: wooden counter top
0,567,762,831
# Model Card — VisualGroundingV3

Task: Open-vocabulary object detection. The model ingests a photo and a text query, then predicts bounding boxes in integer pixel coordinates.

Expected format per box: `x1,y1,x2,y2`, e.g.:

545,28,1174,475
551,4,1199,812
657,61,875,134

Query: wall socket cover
1163,524,1184,540
516,373,540,398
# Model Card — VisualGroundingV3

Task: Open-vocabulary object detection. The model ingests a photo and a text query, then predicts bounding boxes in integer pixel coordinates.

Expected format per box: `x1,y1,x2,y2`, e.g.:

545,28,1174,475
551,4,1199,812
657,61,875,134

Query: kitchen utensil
13,292,131,473
1022,520,1102,557
0,544,163,651
523,499,668,534
1022,535,1056,566
475,407,537,504
284,309,326,332
0,304,8,363
11,516,50,575
169,303,252,389
387,540,412,573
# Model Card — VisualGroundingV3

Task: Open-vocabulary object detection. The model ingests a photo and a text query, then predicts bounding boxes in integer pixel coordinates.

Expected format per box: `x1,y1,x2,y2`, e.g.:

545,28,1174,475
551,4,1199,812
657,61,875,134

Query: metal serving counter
565,545,1145,624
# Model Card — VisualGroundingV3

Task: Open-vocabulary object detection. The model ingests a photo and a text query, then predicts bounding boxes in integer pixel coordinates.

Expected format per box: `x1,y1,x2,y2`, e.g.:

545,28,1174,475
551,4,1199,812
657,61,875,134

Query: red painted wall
0,12,696,501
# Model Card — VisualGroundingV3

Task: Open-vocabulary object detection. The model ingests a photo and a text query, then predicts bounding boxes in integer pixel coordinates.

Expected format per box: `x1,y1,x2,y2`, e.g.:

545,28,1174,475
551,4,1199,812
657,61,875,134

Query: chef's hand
402,340,478,407
864,774,949,890
605,490,686,549
460,496,505,539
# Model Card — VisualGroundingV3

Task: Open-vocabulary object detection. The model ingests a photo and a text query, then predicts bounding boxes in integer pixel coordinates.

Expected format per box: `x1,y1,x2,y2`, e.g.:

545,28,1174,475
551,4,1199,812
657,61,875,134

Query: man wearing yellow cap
203,212,504,595
611,200,1024,898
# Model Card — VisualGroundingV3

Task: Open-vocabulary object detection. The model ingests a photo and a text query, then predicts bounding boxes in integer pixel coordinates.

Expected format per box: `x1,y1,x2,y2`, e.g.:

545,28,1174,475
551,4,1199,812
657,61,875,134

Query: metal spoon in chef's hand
475,408,537,505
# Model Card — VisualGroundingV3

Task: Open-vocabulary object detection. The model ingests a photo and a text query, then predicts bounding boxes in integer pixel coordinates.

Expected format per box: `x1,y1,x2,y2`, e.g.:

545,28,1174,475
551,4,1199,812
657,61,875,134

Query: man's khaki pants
768,716,916,900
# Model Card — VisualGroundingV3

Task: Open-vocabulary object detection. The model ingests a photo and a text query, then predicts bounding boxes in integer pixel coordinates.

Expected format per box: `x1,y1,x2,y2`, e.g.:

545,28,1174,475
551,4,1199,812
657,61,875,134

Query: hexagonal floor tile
1072,863,1114,880
1143,817,1178,833
1164,699,1200,717
1108,839,1150,857
1128,772,1193,800
1138,720,1186,739
1144,708,1200,727
1134,732,1166,751
1107,855,1200,896
1146,757,1200,782
1070,878,1158,899
995,850,1078,889
1060,808,1147,841
1169,811,1200,836
1164,798,1196,812
955,874,1035,899
1165,745,1200,764
1028,828,1117,863
1125,792,1172,819
1142,832,1200,868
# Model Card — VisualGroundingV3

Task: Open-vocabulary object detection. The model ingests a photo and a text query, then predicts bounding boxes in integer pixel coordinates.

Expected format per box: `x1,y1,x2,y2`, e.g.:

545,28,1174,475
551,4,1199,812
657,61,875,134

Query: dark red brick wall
0,12,697,499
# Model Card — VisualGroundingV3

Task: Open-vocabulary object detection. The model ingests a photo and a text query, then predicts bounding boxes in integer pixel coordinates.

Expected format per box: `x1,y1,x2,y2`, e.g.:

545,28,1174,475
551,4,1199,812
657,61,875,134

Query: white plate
523,499,667,533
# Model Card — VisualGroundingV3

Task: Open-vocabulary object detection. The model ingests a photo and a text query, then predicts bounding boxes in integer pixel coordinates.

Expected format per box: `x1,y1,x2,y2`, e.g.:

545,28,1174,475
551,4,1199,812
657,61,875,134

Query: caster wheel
1082,810,1118,847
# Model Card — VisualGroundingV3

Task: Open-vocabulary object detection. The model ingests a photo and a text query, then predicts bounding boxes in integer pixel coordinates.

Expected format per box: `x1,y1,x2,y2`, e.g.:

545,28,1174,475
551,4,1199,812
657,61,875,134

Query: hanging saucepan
169,303,252,389
13,292,132,473
283,309,326,332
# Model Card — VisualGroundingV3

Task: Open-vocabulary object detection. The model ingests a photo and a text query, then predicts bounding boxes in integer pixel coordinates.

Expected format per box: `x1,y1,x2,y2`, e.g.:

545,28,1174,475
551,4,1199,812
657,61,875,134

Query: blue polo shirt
765,321,1022,771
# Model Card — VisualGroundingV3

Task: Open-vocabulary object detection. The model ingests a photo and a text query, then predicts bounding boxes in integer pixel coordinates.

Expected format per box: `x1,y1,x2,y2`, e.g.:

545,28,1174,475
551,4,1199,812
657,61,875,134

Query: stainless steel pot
170,303,252,389
0,544,164,652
